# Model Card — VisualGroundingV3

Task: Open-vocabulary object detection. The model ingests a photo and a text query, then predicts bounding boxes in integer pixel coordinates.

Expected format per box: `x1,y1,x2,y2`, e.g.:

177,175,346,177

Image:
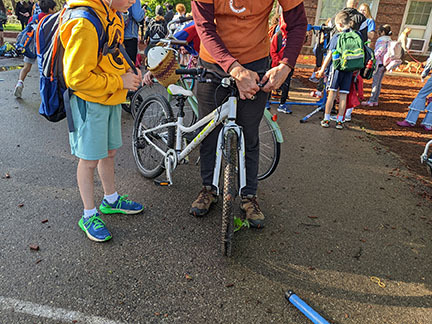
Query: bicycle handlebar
158,38,188,46
176,16,194,24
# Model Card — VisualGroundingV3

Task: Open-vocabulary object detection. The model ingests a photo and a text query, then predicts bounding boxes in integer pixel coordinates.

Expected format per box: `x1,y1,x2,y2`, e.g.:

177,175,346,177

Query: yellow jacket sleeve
61,18,128,105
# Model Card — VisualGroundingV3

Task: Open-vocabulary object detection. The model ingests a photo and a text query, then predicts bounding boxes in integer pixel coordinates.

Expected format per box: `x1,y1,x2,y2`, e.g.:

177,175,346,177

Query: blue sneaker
265,101,271,110
78,213,112,242
99,195,144,215
277,103,292,114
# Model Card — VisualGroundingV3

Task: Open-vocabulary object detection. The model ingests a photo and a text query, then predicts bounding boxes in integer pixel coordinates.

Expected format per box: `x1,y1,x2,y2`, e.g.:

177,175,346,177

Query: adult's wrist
228,61,242,75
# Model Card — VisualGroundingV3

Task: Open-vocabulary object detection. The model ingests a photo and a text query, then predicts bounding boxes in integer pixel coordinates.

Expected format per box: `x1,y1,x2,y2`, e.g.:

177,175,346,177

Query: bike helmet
147,46,170,69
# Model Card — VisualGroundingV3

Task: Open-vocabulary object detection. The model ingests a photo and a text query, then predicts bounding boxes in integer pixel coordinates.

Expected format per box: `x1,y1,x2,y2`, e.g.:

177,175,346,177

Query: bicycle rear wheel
258,115,281,180
131,83,168,118
131,83,197,127
221,129,238,257
132,94,175,178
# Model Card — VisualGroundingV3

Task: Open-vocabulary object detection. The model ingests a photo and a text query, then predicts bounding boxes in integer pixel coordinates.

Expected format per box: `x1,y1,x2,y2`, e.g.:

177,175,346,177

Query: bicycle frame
141,95,246,195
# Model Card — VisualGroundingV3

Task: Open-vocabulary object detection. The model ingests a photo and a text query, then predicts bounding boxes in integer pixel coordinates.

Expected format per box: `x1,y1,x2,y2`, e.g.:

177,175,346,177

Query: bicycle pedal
154,179,171,186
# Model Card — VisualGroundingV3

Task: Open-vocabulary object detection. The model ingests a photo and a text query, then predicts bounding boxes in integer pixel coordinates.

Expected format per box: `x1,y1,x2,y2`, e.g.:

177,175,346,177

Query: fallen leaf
29,244,39,251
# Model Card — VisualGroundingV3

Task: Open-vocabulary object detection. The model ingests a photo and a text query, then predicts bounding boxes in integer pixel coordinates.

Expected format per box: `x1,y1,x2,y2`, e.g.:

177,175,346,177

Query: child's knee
80,159,99,169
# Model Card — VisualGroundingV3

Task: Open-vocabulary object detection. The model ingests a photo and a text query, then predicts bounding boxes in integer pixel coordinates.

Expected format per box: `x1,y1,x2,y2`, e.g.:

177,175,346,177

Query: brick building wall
374,0,408,37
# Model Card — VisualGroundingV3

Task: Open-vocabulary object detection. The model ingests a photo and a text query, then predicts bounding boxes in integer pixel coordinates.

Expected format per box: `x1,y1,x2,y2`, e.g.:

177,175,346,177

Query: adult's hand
261,64,291,93
228,62,260,100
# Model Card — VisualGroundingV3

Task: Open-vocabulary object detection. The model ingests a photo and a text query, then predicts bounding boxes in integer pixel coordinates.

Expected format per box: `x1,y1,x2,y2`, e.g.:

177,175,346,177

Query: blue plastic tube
285,291,330,324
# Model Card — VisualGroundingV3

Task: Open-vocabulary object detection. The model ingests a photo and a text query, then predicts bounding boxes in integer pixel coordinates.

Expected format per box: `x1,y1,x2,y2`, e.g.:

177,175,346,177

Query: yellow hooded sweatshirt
60,0,128,105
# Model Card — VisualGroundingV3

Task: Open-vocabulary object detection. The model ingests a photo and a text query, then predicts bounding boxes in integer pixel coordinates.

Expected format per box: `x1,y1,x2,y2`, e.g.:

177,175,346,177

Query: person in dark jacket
15,0,31,30
189,0,307,228
164,3,174,23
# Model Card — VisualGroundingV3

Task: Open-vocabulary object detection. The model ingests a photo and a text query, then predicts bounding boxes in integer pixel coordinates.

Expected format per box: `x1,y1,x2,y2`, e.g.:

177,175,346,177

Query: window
318,0,345,25
316,0,380,25
406,1,432,25
401,0,432,53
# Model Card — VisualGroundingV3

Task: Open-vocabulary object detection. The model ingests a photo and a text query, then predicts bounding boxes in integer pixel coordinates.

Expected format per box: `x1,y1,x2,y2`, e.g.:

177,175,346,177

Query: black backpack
342,8,368,42
147,20,167,44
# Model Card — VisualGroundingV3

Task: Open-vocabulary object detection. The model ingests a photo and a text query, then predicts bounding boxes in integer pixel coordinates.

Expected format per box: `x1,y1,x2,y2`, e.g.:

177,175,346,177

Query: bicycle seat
167,84,194,97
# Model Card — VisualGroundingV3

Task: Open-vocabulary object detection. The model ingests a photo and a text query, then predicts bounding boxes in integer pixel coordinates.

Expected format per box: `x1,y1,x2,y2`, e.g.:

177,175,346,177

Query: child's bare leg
338,93,348,118
18,62,32,82
77,159,98,210
325,90,337,116
97,149,116,196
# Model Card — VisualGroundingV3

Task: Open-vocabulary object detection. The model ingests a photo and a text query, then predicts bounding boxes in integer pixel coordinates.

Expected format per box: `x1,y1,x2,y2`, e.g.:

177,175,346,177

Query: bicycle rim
221,130,238,257
258,116,281,180
132,94,175,178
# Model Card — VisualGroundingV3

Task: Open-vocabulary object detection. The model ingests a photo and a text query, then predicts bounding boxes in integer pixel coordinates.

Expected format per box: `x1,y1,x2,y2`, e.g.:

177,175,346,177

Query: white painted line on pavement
0,296,125,324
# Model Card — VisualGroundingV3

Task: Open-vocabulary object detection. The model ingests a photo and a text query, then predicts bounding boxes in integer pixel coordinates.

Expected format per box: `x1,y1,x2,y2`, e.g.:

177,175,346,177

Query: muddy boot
240,195,265,229
190,186,218,217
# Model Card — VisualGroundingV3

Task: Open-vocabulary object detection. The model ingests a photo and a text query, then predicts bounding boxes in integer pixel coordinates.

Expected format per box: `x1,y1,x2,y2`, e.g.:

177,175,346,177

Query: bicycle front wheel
221,129,238,257
132,94,175,178
258,115,281,181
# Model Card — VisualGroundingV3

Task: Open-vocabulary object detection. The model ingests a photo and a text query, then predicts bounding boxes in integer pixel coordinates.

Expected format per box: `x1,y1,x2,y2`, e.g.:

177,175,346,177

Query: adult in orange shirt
189,0,307,228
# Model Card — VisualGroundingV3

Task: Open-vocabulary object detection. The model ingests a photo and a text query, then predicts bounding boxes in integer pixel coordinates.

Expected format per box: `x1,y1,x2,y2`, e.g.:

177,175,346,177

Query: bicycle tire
258,115,281,180
131,83,197,127
221,129,238,257
121,102,132,114
131,83,168,119
132,94,175,178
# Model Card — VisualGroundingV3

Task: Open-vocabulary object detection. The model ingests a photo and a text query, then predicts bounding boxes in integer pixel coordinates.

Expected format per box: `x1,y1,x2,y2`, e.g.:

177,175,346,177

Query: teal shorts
69,95,122,160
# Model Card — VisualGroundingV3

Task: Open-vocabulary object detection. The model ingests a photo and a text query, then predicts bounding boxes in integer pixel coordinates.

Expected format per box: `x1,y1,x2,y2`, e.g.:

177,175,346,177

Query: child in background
309,18,332,83
60,0,144,242
13,0,56,98
396,51,432,131
0,0,6,47
362,24,392,107
269,15,294,114
316,10,354,129
357,3,375,42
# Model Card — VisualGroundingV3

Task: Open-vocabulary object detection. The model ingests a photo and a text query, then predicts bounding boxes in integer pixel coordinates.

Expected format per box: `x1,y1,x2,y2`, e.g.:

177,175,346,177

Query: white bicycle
132,68,280,256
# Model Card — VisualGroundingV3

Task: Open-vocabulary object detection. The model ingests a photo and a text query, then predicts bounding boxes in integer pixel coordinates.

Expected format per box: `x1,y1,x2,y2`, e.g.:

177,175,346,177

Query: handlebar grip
178,16,194,23
175,68,200,75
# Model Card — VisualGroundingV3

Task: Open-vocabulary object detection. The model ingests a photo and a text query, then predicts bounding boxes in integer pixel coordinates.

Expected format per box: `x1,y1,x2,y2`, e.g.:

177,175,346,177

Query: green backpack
333,30,365,72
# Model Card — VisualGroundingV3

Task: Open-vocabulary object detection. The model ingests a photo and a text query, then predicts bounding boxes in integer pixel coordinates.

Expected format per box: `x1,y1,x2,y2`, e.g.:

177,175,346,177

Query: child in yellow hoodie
60,0,143,242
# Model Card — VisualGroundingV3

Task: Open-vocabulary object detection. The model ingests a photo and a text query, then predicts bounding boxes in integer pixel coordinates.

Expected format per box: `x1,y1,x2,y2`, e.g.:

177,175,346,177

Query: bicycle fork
212,123,246,196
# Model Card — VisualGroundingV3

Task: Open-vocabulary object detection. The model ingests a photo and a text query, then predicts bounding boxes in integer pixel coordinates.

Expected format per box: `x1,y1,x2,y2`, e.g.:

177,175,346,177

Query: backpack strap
68,7,107,53
63,88,75,132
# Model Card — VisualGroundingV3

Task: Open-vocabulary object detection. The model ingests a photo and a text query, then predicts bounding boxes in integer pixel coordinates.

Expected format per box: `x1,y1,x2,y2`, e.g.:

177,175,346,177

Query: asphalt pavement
1,57,432,323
